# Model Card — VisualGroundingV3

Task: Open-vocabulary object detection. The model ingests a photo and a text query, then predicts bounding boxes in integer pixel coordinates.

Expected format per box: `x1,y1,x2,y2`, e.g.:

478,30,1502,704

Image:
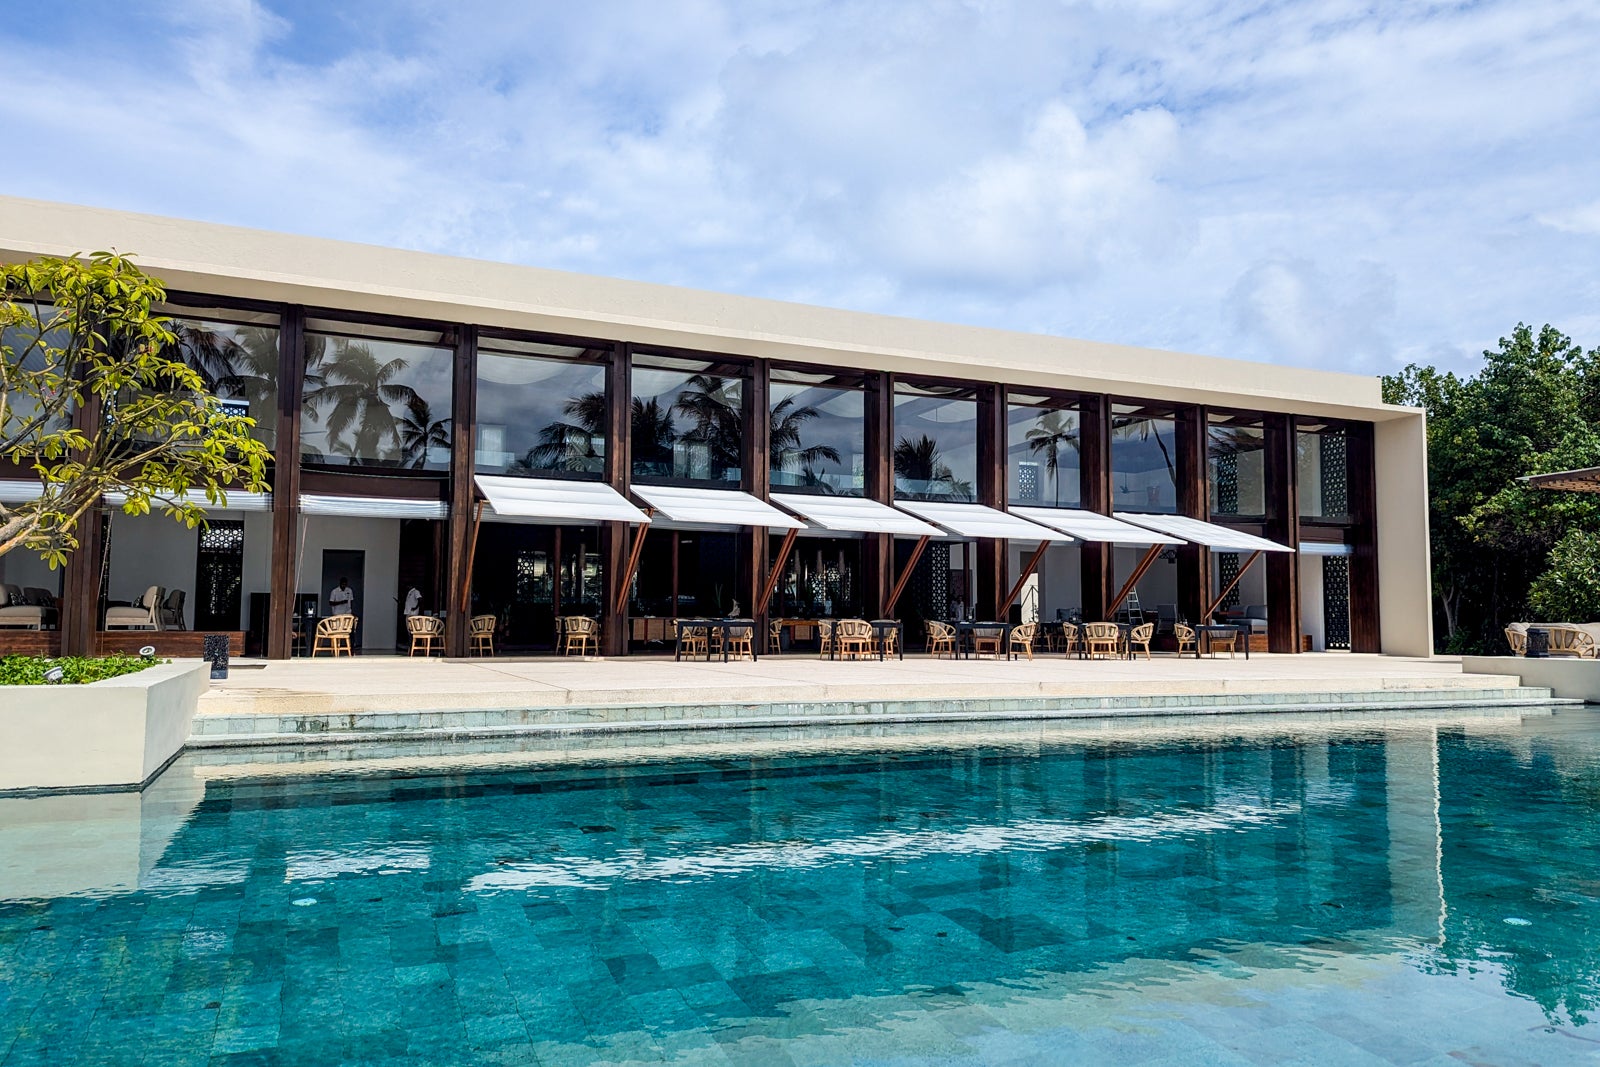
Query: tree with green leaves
0,253,272,566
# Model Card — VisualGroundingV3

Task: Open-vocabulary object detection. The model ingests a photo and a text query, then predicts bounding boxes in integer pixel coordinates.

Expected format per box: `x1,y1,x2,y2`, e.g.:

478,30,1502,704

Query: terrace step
188,685,1579,748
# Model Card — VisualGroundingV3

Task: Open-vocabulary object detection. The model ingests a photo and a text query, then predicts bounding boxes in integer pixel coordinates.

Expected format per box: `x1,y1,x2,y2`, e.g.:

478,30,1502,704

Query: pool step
188,685,1578,747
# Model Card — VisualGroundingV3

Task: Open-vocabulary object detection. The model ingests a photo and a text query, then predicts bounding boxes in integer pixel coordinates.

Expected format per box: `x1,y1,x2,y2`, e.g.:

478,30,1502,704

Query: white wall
106,513,198,627
1376,413,1434,657
296,515,401,651
1301,554,1326,651
1115,545,1177,613
241,511,273,630
1038,544,1083,619
0,547,61,597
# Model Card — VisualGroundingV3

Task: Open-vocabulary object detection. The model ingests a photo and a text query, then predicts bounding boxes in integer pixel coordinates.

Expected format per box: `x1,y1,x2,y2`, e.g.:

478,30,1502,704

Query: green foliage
0,652,164,686
1528,530,1600,623
1383,324,1600,652
0,253,273,566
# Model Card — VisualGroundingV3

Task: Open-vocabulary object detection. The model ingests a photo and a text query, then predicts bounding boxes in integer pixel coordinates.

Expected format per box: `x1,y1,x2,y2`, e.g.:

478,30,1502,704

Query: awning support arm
756,527,799,616
884,535,931,616
1106,543,1164,618
1205,549,1264,619
614,520,651,617
459,499,485,615
999,540,1051,617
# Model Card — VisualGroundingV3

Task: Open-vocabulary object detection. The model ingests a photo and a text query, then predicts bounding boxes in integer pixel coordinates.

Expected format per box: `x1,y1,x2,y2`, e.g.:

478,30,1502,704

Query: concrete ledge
0,661,209,793
1462,656,1600,702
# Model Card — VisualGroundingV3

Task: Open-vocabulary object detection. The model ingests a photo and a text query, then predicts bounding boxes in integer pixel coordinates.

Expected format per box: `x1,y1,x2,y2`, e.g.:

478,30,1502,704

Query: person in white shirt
328,577,354,616
403,586,422,616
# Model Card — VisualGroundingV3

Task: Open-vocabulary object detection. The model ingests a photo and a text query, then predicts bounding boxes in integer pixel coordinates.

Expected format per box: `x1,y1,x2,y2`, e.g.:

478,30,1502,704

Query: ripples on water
3,709,1600,1065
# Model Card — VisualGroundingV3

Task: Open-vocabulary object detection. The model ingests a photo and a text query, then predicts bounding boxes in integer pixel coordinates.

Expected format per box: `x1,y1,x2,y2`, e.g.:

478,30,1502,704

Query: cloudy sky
3,0,1597,377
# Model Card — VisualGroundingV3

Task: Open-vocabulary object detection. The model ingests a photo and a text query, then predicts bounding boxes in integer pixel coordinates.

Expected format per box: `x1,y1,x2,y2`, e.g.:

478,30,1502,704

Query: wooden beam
614,521,650,616
756,526,799,616
459,499,484,615
884,535,931,616
999,539,1050,616
1107,543,1163,618
266,305,305,659
1207,549,1264,619
445,323,478,656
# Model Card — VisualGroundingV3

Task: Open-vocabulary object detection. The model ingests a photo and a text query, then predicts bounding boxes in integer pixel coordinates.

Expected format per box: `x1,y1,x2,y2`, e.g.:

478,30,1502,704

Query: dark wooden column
444,324,479,657
266,305,306,660
976,383,1006,619
1264,412,1301,653
1078,394,1113,620
1175,405,1210,627
59,380,106,655
1346,422,1381,653
740,360,771,633
861,371,893,617
600,344,632,656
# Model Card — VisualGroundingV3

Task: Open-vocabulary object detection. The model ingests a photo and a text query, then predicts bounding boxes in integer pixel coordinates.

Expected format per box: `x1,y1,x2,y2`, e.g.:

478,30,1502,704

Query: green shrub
0,653,166,686
1529,530,1600,624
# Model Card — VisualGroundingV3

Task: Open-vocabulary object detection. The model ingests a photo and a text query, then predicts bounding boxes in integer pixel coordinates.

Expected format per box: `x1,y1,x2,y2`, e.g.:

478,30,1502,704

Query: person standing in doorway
404,585,422,617
329,577,355,616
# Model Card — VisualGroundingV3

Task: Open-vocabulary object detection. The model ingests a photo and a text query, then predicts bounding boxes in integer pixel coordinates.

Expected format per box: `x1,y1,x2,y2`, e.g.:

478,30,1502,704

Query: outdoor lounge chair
160,589,187,630
105,585,163,630
0,584,55,629
1505,622,1527,654
1542,624,1597,658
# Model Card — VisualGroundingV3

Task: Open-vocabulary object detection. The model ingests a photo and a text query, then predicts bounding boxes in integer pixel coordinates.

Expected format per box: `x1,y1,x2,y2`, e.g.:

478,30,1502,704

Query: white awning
1011,506,1182,546
1114,512,1293,552
894,500,1074,541
1299,541,1354,557
0,479,43,503
771,493,942,537
302,494,449,520
631,485,805,530
476,475,649,524
105,488,273,513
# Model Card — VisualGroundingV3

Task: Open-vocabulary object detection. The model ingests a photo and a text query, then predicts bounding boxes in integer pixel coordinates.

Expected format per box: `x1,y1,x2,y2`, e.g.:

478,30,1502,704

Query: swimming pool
3,708,1599,1065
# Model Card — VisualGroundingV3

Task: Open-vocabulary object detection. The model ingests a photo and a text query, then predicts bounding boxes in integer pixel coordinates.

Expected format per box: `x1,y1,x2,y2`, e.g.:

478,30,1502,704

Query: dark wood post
266,305,305,659
1175,405,1210,628
1264,411,1301,653
59,493,104,655
444,324,478,657
1346,422,1381,653
1079,394,1113,620
861,371,893,617
976,383,1006,619
600,344,632,655
740,359,771,637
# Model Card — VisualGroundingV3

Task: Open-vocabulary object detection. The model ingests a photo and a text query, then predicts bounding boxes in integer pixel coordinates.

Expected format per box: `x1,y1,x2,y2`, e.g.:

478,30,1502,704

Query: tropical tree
304,339,423,465
894,434,972,501
1112,411,1177,489
524,390,607,472
675,374,741,477
0,253,272,565
1025,410,1078,506
397,396,451,469
770,394,840,482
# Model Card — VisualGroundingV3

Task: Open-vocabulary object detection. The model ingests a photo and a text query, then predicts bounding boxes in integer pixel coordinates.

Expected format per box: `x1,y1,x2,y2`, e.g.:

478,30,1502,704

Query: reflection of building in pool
0,197,1428,658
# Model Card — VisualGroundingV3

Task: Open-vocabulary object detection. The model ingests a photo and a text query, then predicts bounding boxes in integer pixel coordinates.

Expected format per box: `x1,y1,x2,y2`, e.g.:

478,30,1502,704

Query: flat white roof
895,500,1074,541
477,475,649,525
1113,512,1292,552
770,493,942,537
631,485,805,530
1010,506,1182,546
0,195,1416,422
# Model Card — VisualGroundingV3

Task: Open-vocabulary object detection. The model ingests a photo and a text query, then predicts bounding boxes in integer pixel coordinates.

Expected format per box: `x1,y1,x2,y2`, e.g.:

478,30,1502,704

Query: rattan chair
1059,622,1079,657
562,616,599,656
836,619,873,659
1174,623,1196,656
1128,622,1154,660
407,615,443,657
469,614,497,656
1083,621,1121,659
724,620,755,661
313,613,355,657
926,619,956,658
871,620,899,657
678,623,708,658
1008,622,1038,661
970,624,1004,658
1205,625,1238,658
768,619,784,654
816,619,835,658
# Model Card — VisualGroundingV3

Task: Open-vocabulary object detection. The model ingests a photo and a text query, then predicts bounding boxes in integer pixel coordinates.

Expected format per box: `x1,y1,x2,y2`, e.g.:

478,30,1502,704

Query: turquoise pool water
4,709,1600,1065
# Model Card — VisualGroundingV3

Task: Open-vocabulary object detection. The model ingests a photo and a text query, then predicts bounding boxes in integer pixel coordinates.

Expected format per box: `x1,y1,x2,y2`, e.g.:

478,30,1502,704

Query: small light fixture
139,645,157,659
43,666,65,684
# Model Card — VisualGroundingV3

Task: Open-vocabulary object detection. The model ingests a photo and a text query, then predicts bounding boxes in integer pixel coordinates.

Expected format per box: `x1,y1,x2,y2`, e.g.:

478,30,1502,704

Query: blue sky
3,0,1598,377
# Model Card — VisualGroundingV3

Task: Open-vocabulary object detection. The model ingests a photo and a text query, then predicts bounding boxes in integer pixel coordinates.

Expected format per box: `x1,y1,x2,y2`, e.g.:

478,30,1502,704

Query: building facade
0,197,1432,659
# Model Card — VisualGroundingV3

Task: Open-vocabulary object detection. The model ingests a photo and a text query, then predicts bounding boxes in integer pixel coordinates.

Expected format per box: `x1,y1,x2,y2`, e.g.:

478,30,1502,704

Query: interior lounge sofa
0,584,59,630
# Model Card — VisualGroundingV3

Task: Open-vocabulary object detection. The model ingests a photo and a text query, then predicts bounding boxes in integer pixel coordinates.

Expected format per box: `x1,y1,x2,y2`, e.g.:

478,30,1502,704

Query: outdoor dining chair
724,620,756,661
1128,622,1154,660
1174,623,1197,656
926,619,956,659
816,619,835,658
1059,622,1079,657
836,618,874,659
313,613,355,657
1083,622,1121,660
768,619,784,654
1008,622,1038,661
562,616,600,656
407,615,444,657
970,624,1005,659
469,614,497,656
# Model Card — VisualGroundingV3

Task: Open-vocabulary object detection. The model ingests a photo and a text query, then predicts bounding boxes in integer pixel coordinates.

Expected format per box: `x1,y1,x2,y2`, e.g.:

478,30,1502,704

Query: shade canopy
894,500,1074,541
106,488,273,513
1521,466,1600,493
771,493,941,537
302,494,449,520
1011,506,1181,546
631,485,804,530
1114,512,1292,552
0,479,44,503
476,475,649,524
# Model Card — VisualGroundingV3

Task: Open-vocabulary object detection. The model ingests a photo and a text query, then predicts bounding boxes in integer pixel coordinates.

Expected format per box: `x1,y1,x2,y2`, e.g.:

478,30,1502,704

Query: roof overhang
1113,512,1292,552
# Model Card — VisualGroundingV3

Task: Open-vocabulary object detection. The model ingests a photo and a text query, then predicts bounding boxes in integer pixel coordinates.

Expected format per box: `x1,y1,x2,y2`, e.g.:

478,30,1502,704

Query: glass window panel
167,318,281,449
893,386,977,501
1,316,73,437
1111,405,1177,513
301,332,453,470
1208,420,1265,518
770,378,864,495
1008,404,1079,507
1298,428,1351,519
631,358,743,484
475,345,606,477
